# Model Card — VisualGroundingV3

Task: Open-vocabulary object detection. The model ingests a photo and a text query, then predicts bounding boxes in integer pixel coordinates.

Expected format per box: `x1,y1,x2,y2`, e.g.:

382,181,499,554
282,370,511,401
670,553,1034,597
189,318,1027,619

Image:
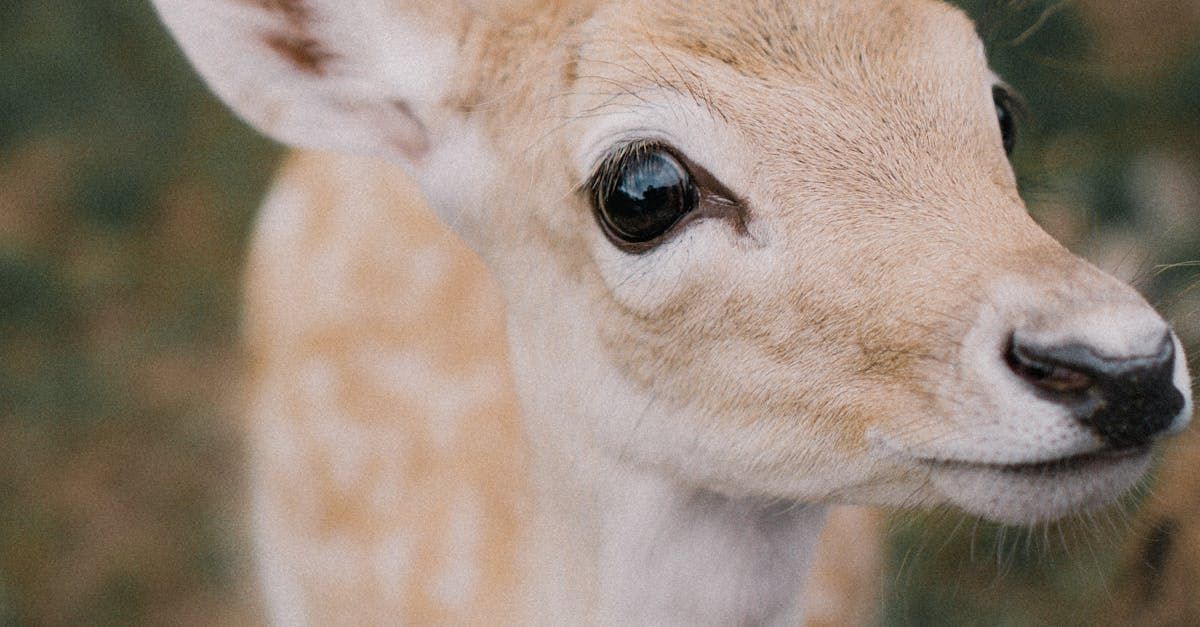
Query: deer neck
497,263,829,624
516,432,828,624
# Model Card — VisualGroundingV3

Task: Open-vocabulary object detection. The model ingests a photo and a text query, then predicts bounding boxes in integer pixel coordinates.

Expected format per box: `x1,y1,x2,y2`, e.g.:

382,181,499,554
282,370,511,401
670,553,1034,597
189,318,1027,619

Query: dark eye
993,86,1017,156
592,146,698,246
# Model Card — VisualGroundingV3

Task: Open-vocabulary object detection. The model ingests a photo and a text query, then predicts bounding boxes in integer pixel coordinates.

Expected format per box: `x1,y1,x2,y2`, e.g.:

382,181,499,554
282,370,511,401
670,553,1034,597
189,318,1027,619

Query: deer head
155,0,1192,529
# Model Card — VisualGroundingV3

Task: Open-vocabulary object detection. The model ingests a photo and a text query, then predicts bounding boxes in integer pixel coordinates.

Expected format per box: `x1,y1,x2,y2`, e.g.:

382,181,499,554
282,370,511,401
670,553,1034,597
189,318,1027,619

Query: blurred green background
0,1,1197,624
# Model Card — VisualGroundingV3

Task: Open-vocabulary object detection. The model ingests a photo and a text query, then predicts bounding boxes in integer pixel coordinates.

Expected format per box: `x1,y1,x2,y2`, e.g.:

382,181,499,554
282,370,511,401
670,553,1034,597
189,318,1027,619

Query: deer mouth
921,444,1151,476
911,443,1155,525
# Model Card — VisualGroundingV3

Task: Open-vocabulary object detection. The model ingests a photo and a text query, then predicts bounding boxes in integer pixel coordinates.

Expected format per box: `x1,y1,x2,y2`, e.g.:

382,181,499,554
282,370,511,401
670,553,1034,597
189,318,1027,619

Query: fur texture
154,0,1193,623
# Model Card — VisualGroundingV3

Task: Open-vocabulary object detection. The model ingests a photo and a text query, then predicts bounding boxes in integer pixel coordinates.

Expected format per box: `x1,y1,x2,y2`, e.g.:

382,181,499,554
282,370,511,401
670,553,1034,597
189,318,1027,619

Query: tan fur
154,0,1191,623
246,148,883,624
245,151,528,623
804,507,886,626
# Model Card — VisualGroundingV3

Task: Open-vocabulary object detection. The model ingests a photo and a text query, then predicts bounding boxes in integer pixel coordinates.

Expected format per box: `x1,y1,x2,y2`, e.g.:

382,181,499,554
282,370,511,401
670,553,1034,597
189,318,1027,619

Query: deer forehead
526,2,1006,259
563,0,996,174
535,0,1020,308
602,0,982,79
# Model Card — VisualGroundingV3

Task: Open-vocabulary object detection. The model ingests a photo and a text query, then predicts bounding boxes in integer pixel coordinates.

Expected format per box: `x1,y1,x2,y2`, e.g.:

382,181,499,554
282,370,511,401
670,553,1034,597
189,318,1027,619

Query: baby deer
153,0,1193,623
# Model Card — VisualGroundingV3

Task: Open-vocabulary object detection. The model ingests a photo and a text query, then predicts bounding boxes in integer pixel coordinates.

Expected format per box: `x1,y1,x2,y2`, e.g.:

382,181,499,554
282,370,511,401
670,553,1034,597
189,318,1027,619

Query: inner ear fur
153,0,598,237
152,0,488,163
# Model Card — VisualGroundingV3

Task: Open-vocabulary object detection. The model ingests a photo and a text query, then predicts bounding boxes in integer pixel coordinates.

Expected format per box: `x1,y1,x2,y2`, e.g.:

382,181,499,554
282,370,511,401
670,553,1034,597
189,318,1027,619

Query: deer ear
153,0,476,165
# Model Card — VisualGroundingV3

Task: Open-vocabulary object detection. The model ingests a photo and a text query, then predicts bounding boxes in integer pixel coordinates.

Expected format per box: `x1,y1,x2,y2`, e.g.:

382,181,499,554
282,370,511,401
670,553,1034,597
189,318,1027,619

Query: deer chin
917,445,1153,525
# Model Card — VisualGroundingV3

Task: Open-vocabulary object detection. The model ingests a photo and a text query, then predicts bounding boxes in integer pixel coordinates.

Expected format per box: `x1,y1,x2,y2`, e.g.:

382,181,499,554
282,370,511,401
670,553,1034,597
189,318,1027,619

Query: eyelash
587,141,745,253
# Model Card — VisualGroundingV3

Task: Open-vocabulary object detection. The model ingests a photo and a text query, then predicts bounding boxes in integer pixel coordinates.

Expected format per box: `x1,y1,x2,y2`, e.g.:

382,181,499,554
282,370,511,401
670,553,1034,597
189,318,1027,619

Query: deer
152,0,1194,624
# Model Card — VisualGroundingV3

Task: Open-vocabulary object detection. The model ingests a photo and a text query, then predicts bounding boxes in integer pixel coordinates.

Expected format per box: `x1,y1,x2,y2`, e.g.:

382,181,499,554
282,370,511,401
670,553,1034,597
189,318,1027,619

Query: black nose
1006,331,1184,448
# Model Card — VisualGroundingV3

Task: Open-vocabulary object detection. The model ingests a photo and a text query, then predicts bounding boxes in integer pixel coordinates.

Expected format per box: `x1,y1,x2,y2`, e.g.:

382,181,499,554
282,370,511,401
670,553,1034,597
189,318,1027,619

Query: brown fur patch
245,0,334,76
264,32,337,76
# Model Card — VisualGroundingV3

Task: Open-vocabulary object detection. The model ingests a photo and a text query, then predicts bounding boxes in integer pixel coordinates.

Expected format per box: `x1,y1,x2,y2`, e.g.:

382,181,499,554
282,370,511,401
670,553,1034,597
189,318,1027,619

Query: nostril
1005,334,1096,396
1004,330,1183,448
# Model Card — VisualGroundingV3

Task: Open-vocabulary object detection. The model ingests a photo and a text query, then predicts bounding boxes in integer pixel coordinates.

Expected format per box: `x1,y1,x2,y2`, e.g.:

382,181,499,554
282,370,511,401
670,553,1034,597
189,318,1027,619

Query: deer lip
920,445,1151,475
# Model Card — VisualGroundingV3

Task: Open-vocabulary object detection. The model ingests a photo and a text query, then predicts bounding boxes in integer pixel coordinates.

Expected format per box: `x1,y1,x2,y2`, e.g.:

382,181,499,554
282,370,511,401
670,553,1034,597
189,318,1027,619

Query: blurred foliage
0,0,1197,624
0,0,277,623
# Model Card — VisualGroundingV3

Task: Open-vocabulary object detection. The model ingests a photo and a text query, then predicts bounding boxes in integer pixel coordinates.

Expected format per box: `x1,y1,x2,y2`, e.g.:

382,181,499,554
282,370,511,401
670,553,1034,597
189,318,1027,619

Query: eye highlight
590,144,699,247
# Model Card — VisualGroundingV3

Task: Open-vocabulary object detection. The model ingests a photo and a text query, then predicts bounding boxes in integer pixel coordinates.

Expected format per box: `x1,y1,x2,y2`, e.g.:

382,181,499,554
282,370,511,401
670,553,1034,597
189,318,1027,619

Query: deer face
487,0,1192,523
155,0,1191,524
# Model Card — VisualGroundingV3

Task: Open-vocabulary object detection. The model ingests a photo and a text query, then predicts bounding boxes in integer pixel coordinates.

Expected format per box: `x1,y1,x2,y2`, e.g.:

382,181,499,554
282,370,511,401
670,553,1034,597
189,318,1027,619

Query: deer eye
993,86,1018,156
592,146,699,247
